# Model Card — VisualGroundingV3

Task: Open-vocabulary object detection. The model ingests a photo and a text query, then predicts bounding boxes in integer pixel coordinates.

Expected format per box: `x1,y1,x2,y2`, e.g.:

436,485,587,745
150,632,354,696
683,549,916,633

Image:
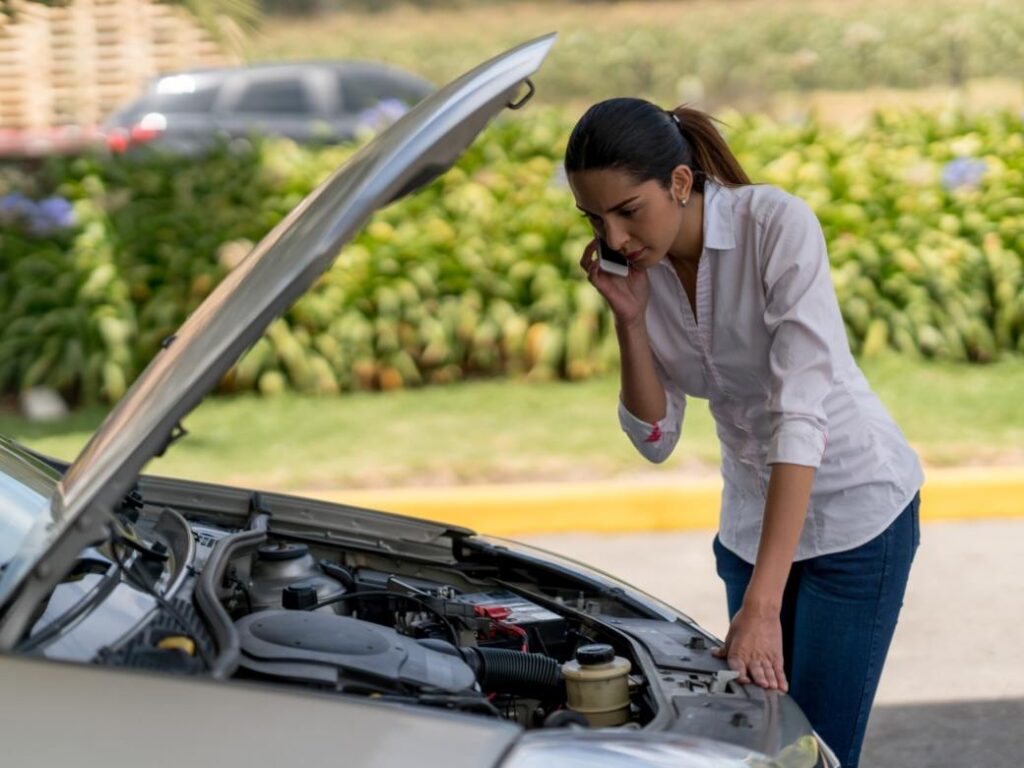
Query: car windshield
0,439,61,586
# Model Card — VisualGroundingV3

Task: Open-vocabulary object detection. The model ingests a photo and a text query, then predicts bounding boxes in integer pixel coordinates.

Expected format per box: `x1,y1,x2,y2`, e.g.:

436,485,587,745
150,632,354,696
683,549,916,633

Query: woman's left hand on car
712,604,789,692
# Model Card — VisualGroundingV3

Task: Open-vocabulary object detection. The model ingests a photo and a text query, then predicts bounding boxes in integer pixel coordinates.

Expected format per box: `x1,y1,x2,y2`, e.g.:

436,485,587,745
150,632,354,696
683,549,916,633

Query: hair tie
668,111,682,127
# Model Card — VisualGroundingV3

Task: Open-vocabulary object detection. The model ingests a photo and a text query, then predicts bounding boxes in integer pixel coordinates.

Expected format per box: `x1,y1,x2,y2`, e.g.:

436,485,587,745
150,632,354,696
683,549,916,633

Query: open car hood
0,34,556,647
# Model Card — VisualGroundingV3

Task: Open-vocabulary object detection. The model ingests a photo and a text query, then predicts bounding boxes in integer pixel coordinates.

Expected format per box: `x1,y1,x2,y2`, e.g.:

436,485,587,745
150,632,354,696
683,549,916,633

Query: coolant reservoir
562,643,631,726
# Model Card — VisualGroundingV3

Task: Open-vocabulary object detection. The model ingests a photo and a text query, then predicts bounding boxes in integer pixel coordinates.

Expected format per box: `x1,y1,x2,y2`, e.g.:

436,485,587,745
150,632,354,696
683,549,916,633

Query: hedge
1,105,1022,404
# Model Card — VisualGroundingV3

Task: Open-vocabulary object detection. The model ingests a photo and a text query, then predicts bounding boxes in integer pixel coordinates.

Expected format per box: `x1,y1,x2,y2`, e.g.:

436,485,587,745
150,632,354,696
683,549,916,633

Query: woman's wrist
615,314,648,337
741,591,782,618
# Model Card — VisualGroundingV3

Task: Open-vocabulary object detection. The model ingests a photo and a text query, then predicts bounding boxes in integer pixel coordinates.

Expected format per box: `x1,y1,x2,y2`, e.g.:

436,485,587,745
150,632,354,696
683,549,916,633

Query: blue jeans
713,493,920,768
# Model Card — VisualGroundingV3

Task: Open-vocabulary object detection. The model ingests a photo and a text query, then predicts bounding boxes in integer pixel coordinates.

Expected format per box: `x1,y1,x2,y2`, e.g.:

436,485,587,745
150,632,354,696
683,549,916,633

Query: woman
565,98,923,768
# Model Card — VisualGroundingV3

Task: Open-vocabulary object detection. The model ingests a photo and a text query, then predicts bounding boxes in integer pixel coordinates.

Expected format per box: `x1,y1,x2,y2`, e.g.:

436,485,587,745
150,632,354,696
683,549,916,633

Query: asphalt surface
519,518,1024,767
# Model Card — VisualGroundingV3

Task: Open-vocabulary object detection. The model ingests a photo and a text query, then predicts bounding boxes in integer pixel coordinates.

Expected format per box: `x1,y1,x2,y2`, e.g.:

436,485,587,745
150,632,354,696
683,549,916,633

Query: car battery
453,590,566,652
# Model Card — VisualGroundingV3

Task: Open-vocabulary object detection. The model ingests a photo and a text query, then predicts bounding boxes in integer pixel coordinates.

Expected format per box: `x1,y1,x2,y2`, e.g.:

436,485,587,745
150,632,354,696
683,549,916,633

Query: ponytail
668,106,750,189
565,98,751,192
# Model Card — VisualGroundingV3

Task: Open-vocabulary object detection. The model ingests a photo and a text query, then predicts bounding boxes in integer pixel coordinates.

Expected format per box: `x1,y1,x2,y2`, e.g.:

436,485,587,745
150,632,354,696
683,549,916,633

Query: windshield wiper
108,531,214,668
15,556,119,653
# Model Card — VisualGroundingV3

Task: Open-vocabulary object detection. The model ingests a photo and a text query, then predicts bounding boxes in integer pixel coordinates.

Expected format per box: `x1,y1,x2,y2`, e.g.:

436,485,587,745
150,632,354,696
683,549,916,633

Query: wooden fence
0,0,239,133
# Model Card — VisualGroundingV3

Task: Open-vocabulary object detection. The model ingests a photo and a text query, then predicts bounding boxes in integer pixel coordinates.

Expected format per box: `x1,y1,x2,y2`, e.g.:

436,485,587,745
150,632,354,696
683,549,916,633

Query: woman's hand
712,604,788,692
578,239,650,328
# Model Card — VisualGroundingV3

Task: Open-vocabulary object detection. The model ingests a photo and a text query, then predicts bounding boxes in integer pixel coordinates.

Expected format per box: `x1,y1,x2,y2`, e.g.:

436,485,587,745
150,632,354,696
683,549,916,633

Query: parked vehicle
103,60,434,153
1,35,837,768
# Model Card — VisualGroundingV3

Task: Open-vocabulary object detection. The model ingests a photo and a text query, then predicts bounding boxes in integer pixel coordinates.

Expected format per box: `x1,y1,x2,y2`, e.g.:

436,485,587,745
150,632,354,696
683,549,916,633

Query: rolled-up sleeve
617,357,686,464
760,196,840,467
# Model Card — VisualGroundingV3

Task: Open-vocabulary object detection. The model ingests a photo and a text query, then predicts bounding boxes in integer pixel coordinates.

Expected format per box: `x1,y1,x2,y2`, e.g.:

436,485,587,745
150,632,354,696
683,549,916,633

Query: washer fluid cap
257,542,309,562
575,643,615,665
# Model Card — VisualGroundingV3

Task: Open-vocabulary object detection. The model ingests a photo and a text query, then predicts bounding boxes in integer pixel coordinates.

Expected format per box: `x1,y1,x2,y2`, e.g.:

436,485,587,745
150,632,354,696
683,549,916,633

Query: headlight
501,731,765,768
500,731,834,768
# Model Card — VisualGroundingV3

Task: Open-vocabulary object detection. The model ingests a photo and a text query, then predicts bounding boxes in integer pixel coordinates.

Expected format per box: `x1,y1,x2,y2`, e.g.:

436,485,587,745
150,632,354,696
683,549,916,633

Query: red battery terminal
474,605,512,621
474,604,528,652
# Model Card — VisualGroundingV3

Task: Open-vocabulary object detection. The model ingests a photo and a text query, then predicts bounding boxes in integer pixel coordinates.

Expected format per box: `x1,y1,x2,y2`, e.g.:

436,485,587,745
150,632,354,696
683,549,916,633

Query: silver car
103,60,433,153
0,35,838,768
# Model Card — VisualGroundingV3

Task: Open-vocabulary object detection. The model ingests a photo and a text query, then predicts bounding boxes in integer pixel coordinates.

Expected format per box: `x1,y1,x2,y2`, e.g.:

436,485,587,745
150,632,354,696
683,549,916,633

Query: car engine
11,467,830,764
65,505,654,731
213,537,638,728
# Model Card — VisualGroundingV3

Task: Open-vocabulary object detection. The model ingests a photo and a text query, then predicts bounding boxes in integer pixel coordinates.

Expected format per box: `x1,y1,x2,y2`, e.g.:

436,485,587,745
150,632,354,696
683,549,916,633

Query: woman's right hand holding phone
579,239,651,329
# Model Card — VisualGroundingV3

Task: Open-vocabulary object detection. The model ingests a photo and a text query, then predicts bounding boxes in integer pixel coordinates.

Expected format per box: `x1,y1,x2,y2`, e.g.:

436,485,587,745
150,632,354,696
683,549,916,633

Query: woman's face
567,167,688,269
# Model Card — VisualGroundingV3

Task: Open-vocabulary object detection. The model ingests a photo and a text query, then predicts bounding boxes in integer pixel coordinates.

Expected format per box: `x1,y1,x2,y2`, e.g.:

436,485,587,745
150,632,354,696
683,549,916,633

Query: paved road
862,697,1024,768
520,518,1024,767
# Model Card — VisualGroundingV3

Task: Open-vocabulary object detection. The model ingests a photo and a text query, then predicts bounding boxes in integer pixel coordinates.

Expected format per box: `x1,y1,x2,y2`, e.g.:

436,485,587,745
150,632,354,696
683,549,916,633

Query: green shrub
2,105,1022,404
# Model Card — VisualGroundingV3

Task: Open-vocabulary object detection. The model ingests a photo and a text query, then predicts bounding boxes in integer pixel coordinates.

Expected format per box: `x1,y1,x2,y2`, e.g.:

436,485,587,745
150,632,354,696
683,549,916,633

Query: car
103,59,434,153
0,35,838,768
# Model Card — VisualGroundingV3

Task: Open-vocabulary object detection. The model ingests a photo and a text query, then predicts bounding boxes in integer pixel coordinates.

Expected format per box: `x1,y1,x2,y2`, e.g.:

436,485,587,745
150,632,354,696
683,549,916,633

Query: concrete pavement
862,698,1024,768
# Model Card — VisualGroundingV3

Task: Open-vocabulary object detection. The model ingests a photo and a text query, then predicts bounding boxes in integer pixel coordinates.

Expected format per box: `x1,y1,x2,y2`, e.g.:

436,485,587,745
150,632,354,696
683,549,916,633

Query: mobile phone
597,238,630,277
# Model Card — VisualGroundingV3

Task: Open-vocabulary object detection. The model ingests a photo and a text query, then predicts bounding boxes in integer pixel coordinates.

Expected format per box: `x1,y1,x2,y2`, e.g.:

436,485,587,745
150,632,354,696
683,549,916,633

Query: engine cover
235,611,476,693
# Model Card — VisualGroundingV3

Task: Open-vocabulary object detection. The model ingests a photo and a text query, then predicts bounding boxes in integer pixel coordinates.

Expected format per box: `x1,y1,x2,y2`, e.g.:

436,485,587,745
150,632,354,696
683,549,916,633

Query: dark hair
564,98,751,192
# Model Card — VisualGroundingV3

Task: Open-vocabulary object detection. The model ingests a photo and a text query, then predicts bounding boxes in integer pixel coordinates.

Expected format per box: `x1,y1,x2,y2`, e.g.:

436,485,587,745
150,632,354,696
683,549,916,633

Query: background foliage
246,0,1024,110
3,105,1022,404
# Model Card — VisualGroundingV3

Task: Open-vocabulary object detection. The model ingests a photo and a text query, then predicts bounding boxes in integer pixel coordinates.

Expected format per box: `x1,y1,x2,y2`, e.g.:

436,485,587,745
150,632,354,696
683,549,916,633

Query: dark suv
103,61,434,153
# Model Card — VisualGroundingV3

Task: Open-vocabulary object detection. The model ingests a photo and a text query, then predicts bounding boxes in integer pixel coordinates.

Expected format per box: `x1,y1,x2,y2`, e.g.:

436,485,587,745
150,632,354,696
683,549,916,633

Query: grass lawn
2,355,1021,492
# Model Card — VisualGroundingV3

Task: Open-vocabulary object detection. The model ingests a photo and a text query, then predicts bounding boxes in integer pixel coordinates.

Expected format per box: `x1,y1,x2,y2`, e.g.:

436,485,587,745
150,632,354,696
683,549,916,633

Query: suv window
138,75,220,114
152,89,219,113
339,72,424,113
235,77,314,114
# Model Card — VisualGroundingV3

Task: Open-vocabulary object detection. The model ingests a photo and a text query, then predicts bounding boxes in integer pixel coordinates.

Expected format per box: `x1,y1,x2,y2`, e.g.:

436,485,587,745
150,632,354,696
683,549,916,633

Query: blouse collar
702,178,736,252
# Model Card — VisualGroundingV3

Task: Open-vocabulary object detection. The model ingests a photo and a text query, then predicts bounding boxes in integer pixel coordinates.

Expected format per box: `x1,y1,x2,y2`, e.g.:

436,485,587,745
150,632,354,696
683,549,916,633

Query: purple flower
355,98,410,134
0,192,31,223
375,98,408,123
941,157,987,191
31,197,76,233
0,193,76,235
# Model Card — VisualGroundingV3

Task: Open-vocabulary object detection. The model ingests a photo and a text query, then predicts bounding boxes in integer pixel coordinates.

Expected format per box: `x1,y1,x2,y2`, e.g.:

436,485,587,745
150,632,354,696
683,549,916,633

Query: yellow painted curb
916,467,1024,521
299,466,1024,536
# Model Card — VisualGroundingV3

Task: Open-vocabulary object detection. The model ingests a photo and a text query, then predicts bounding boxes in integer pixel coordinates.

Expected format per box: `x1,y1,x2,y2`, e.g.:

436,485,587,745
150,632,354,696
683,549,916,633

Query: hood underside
0,34,557,648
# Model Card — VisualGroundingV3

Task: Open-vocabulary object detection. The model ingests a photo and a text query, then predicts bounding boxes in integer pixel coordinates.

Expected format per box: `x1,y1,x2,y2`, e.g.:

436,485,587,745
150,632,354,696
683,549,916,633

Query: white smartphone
597,238,630,277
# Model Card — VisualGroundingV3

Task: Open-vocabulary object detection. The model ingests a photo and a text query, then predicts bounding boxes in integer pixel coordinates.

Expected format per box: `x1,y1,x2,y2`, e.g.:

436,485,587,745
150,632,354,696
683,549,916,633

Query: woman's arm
616,318,667,424
748,463,815,613
578,240,684,461
713,194,840,690
616,317,687,463
713,463,815,691
578,238,667,422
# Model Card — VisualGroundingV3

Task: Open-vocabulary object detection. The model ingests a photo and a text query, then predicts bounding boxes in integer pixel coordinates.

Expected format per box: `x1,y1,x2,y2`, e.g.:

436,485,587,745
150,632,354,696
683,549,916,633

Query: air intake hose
467,646,564,698
418,639,563,699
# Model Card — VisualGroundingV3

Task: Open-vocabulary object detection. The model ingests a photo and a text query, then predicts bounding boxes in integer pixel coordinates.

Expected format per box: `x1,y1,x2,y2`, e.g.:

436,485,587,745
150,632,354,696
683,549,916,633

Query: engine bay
80,503,664,731
213,531,651,728
12,473,807,761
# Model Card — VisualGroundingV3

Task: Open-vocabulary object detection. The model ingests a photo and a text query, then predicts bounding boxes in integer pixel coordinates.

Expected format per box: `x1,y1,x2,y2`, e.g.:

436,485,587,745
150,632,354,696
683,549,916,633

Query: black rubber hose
467,647,564,699
195,518,268,680
318,559,356,591
416,639,564,699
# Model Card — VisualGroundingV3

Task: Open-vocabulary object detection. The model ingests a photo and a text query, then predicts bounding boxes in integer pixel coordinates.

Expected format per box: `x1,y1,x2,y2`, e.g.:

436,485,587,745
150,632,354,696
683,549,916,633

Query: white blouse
618,179,924,563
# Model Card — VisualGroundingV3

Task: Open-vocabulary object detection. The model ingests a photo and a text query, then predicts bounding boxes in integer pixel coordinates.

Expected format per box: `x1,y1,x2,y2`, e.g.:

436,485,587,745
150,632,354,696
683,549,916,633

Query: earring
680,198,688,208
